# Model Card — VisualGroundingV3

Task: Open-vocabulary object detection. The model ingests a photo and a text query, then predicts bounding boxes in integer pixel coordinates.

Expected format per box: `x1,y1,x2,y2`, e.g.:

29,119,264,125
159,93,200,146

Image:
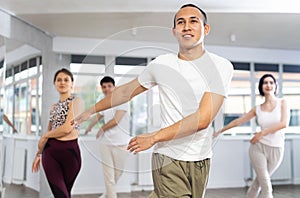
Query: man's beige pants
99,144,129,198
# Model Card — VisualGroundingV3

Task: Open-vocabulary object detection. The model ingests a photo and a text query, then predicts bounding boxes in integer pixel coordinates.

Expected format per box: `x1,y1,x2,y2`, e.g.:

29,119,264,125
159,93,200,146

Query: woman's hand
32,155,41,172
250,132,264,144
213,131,221,138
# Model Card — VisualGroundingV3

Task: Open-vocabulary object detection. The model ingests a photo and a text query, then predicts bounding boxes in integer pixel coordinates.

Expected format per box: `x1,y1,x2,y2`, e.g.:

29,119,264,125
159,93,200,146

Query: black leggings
42,138,81,198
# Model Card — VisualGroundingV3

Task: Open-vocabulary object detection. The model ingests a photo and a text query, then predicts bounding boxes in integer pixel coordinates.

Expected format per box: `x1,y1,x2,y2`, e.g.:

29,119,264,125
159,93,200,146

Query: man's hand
250,132,263,144
96,128,105,139
85,127,91,135
72,111,92,125
127,132,157,154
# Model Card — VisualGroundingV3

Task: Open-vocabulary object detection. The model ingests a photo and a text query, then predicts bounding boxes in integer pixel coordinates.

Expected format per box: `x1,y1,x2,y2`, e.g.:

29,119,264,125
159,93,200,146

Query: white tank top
256,99,285,148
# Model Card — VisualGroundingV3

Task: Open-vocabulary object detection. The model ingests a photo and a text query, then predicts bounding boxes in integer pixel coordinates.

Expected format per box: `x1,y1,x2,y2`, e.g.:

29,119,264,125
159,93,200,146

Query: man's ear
172,28,177,37
204,24,210,36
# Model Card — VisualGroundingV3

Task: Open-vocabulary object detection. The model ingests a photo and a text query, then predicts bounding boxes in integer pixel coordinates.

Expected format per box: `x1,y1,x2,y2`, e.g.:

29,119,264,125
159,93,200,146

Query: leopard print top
49,96,79,130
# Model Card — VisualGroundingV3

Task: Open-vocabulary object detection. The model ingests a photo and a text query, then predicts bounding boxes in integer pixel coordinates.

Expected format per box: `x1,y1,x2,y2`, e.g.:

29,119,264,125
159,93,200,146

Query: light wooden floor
2,183,300,197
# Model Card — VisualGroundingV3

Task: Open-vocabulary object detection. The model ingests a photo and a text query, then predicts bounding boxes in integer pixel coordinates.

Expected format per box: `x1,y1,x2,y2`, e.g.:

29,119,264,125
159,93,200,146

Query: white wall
208,138,251,188
2,134,300,195
72,137,138,195
292,138,300,184
53,36,300,65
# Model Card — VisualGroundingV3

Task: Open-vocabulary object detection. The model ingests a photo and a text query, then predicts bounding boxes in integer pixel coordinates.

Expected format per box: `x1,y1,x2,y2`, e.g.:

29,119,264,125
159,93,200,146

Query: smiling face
54,72,73,94
262,77,277,96
172,6,210,51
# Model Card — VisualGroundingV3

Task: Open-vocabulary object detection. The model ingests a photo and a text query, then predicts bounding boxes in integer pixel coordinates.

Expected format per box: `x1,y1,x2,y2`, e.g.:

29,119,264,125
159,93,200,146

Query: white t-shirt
256,99,288,148
138,51,233,161
100,102,131,146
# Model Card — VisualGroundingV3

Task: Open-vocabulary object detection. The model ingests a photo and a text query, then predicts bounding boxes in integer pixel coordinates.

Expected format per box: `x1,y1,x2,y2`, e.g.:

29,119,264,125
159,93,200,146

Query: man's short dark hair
100,76,115,86
173,4,207,28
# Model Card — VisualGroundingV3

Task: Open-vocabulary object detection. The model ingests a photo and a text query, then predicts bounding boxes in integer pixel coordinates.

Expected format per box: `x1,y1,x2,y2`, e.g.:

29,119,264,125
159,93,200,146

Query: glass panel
38,74,43,134
0,36,4,133
4,38,42,135
14,82,29,135
30,77,39,135
74,74,104,131
114,65,145,75
115,65,147,136
4,87,14,134
15,67,28,81
255,71,279,80
28,66,38,77
223,70,251,135
5,76,13,85
70,63,105,75
130,92,148,136
282,72,300,134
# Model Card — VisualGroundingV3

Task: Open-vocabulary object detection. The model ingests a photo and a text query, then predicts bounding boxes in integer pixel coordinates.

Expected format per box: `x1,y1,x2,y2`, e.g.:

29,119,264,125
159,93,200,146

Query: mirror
0,35,5,196
4,38,42,136
0,35,44,197
0,36,4,134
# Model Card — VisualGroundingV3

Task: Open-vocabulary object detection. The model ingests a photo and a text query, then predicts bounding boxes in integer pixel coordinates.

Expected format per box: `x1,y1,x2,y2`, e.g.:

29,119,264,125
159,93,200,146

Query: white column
40,51,71,198
105,56,115,77
278,63,283,98
250,62,256,133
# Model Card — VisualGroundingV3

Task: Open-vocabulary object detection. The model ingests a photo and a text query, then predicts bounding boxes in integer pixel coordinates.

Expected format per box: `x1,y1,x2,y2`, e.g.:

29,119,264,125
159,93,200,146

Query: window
3,56,42,135
282,65,300,134
221,62,298,136
0,66,4,132
71,56,149,136
114,59,147,136
71,63,106,131
223,64,251,135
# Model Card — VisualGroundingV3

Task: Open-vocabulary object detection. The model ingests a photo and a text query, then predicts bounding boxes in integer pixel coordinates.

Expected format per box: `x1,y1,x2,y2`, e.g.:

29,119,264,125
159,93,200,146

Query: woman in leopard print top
49,95,80,130
32,68,83,198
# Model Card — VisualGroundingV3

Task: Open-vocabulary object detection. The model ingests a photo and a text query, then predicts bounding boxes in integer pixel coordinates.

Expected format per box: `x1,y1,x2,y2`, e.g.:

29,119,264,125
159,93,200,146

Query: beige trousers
99,144,129,198
247,142,284,198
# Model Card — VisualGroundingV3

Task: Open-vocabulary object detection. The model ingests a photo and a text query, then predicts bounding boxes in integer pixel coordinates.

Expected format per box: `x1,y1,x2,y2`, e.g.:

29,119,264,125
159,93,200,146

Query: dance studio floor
2,183,300,197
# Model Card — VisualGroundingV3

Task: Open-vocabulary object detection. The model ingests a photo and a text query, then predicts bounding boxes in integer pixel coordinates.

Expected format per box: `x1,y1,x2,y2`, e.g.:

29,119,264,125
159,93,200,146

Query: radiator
12,147,27,183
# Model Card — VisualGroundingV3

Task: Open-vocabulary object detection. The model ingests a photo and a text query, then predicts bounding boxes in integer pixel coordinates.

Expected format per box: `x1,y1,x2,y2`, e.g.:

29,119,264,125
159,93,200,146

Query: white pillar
40,52,71,198
105,56,115,77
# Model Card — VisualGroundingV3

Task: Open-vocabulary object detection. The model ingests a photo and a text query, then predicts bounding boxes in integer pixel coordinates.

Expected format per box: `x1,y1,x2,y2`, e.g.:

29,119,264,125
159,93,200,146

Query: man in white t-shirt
85,76,131,198
76,4,233,197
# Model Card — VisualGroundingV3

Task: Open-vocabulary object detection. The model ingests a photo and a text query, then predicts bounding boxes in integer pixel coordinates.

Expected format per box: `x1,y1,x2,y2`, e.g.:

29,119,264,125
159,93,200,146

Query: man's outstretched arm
127,92,225,153
74,78,147,124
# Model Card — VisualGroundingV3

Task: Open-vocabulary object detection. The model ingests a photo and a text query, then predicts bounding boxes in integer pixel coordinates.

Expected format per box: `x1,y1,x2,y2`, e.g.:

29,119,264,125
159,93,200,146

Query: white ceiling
1,0,300,50
2,0,300,14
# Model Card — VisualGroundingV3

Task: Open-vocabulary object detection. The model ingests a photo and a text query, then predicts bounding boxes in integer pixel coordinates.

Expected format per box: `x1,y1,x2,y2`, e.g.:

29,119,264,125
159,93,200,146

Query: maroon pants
42,138,81,198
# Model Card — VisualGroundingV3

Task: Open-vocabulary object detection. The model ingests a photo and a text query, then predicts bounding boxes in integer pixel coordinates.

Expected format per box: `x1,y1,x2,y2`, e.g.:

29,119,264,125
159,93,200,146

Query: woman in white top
214,74,290,198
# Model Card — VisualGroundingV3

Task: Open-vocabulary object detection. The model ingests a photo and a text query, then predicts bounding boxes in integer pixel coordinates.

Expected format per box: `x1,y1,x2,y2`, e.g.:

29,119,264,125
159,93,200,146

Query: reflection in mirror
0,36,4,134
4,38,42,136
0,35,4,198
